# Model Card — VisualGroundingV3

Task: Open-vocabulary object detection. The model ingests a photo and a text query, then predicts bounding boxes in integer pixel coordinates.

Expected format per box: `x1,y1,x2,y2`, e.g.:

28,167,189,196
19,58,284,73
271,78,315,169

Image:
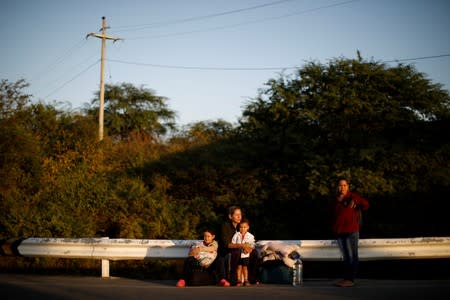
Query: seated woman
219,206,260,285
176,228,230,287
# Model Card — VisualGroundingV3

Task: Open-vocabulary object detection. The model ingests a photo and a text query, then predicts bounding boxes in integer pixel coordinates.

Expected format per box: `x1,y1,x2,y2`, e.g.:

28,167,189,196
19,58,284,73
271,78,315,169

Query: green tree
87,83,176,140
0,79,40,236
242,56,450,194
240,55,450,237
0,79,31,119
0,79,100,237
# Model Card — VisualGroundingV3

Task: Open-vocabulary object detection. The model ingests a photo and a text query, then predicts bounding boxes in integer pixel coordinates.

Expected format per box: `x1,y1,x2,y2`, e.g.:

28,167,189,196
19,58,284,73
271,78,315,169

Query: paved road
1,274,450,300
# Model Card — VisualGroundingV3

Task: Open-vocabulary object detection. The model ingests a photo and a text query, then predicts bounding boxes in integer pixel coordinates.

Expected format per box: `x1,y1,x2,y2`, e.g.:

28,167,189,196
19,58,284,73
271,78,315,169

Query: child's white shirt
231,231,255,258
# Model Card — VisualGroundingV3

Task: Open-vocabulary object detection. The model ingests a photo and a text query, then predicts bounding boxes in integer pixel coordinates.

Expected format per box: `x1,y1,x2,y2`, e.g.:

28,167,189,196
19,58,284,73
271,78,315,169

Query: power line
107,58,298,71
125,0,360,40
44,59,100,99
34,53,99,96
39,53,449,102
29,0,359,99
36,53,449,108
31,38,88,83
111,0,299,33
42,53,449,99
107,54,450,71
383,54,450,63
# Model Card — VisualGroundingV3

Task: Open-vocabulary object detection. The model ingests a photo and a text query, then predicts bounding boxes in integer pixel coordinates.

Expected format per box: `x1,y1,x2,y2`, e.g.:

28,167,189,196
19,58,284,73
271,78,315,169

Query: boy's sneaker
176,279,186,288
219,279,230,287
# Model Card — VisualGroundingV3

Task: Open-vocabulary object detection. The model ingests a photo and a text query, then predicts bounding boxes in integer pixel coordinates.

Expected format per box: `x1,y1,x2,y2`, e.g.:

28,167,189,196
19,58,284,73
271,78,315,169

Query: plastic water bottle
292,258,303,286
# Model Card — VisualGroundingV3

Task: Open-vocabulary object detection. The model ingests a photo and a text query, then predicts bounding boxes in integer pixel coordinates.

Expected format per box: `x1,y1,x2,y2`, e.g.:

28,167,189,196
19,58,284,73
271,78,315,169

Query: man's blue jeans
336,232,359,281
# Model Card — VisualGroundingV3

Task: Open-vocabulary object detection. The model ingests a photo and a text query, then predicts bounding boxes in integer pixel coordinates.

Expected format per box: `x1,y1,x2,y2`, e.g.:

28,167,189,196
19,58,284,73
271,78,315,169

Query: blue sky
2,0,449,126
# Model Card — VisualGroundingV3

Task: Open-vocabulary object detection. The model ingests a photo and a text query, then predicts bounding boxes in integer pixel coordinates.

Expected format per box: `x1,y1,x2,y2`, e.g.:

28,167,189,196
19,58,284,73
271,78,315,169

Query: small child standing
231,218,255,286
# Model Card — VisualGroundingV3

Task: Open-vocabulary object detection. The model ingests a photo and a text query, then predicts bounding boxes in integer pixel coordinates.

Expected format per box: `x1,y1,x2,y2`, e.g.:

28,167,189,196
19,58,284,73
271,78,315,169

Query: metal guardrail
2,237,450,278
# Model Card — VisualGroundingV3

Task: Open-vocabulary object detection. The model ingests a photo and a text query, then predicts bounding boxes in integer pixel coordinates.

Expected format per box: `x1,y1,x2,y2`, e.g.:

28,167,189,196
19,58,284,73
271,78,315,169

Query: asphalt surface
1,274,450,300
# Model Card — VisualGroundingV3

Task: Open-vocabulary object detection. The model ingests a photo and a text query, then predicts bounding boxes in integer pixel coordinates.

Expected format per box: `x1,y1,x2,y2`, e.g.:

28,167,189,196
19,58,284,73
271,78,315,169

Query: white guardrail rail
2,237,450,278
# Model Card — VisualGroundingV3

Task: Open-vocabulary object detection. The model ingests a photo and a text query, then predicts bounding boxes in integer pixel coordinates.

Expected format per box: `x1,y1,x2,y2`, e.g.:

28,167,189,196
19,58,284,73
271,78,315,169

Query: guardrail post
101,237,110,278
101,259,110,278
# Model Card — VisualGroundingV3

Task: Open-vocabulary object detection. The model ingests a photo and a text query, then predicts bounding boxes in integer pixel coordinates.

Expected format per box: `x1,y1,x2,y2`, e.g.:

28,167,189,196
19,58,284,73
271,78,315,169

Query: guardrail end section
0,238,25,256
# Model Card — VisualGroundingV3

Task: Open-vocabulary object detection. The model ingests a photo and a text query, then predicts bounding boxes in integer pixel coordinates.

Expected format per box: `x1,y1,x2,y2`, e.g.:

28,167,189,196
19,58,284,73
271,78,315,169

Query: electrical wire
107,54,450,71
44,59,100,99
124,0,360,40
31,38,88,83
30,0,358,97
383,54,450,63
36,53,449,102
107,58,298,70
34,53,99,96
111,0,300,33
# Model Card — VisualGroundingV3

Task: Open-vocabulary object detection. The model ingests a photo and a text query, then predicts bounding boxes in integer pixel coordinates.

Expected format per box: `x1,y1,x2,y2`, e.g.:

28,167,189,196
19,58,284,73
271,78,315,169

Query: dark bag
186,267,216,286
259,260,291,284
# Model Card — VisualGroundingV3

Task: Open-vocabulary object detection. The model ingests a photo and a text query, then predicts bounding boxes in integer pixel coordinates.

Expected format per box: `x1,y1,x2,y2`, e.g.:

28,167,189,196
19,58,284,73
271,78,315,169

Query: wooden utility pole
87,16,121,141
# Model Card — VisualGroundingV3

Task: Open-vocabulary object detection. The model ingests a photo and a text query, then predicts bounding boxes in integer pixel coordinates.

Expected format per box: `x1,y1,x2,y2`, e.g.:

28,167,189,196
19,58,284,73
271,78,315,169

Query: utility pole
87,16,122,141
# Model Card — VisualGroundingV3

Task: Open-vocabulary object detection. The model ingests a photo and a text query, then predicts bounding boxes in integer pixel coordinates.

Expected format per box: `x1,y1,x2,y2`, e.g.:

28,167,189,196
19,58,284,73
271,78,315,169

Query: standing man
332,178,369,287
